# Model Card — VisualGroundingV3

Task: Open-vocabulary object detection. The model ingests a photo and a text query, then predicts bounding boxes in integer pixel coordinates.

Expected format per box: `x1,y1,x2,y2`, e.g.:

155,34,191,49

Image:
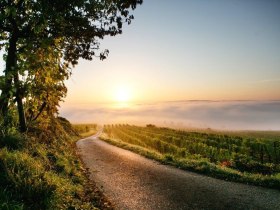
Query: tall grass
0,118,106,209
0,188,24,210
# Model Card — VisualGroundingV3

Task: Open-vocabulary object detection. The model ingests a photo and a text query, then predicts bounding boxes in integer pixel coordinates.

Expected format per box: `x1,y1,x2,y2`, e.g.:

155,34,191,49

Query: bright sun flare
115,87,131,102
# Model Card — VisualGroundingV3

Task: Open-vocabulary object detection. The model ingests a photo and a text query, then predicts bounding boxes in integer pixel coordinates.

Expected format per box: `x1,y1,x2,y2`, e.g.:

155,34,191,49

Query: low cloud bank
60,101,280,130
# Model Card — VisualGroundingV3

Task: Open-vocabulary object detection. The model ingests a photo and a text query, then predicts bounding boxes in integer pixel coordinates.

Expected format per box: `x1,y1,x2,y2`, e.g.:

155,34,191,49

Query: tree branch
32,101,47,121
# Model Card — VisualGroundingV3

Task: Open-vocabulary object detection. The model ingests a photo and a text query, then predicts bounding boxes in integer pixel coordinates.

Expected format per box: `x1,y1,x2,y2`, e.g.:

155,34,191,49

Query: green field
102,124,280,189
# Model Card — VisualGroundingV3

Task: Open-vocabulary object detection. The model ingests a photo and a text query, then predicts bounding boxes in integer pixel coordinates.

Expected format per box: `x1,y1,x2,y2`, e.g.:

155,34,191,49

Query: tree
0,0,143,132
22,44,69,125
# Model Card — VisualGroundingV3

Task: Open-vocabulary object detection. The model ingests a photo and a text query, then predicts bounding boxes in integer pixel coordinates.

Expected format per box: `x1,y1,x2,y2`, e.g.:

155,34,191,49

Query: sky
0,0,280,129
64,0,280,105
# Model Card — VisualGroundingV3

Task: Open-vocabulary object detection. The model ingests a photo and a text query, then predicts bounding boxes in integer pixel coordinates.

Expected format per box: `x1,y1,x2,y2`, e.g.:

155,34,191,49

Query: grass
0,118,111,209
72,124,98,138
0,188,24,210
101,124,280,190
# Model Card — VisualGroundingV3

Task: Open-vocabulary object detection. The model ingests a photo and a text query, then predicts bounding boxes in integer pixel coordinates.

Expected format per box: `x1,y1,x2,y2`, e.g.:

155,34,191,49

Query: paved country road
76,134,280,210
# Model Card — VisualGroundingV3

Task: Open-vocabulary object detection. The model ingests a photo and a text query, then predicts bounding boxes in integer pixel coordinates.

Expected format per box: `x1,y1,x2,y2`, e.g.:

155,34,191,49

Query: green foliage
103,124,280,189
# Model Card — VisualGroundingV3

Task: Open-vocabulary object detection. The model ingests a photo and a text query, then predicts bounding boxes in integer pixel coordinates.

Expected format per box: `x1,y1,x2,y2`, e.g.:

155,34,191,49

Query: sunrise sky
63,0,280,105
0,0,279,105
0,0,279,128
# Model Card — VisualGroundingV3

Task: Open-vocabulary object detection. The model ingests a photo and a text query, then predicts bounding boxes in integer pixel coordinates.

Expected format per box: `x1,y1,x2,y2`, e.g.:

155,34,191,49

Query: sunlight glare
115,86,131,103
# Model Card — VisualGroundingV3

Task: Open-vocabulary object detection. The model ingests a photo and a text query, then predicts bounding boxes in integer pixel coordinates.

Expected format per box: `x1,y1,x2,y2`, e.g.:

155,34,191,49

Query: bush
232,154,277,175
0,134,24,150
146,124,156,128
164,154,174,162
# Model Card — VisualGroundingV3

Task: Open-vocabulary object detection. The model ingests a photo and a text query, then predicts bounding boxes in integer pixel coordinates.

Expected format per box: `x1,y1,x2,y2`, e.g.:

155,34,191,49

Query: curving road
76,134,280,210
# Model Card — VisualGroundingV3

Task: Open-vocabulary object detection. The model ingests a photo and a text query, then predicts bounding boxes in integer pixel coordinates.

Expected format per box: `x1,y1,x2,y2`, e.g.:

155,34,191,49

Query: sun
115,86,131,103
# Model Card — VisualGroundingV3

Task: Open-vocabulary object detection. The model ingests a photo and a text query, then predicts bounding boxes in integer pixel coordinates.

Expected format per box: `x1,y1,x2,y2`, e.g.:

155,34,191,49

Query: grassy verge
0,118,111,209
72,124,98,138
100,131,280,190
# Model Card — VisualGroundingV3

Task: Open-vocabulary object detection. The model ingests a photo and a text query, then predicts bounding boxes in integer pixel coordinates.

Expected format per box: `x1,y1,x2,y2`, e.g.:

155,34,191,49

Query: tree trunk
14,72,27,132
0,33,18,126
0,32,27,132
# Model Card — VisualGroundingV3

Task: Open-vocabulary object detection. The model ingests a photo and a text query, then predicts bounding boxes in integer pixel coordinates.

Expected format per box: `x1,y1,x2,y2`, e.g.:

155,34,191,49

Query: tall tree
0,0,142,132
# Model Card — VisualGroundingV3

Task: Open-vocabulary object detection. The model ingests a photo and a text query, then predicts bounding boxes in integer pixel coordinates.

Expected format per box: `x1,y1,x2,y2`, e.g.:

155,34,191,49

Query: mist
60,100,280,130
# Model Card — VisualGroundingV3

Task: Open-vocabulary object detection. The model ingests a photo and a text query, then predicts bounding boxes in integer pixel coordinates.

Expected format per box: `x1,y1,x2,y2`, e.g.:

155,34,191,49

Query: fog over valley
60,100,280,130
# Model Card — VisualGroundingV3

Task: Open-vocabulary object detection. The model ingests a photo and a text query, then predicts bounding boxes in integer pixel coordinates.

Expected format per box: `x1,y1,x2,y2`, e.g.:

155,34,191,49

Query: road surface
76,134,280,210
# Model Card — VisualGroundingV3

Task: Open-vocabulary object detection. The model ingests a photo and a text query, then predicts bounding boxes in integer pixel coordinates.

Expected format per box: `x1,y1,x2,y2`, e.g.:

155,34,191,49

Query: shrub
0,134,24,150
146,124,156,128
164,154,174,162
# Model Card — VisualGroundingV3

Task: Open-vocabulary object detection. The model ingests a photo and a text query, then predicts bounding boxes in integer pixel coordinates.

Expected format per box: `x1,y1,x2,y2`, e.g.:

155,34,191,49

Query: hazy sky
0,1,279,105
1,1,279,128
64,0,280,105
